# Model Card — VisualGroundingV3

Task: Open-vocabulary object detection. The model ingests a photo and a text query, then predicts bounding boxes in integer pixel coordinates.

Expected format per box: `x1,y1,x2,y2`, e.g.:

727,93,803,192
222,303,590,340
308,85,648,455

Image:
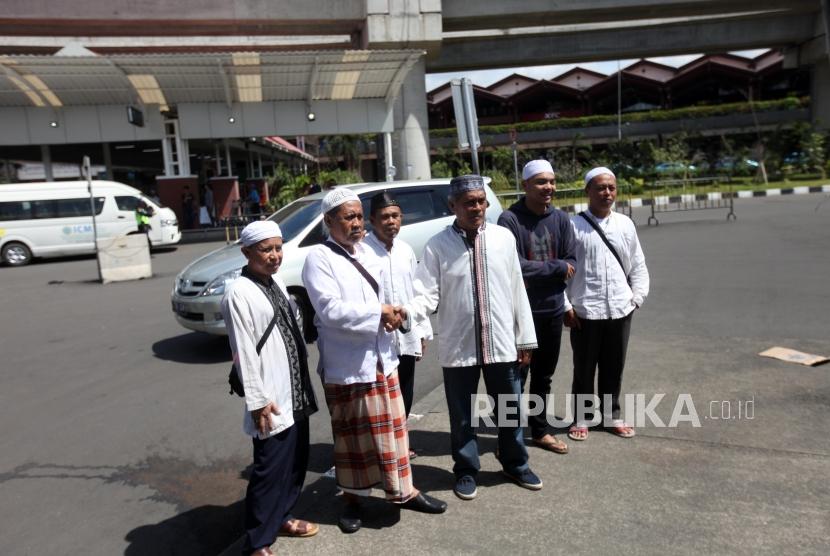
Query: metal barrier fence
645,176,735,226
218,210,271,243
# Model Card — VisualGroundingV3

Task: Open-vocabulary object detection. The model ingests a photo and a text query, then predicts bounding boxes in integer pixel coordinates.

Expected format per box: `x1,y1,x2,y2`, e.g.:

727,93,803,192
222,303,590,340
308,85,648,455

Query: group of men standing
220,162,649,555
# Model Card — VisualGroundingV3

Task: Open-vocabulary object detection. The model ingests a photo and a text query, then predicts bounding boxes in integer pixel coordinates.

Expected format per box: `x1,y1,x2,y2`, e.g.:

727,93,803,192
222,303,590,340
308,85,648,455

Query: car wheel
2,242,32,266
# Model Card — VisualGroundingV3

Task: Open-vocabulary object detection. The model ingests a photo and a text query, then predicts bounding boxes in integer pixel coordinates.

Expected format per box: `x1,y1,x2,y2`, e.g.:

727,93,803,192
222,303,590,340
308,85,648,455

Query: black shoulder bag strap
579,211,630,284
323,241,380,296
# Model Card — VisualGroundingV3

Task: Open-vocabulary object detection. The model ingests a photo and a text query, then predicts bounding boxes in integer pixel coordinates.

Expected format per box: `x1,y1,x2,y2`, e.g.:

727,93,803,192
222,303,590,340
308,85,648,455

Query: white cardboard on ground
759,346,829,367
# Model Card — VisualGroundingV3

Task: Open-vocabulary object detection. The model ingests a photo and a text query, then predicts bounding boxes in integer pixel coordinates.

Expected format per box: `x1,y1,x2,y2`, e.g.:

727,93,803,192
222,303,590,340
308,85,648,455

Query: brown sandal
532,434,569,454
279,518,320,538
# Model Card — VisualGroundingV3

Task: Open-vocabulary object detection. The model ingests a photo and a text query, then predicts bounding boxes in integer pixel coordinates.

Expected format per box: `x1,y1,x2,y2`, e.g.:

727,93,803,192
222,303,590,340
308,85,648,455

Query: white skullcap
522,159,554,181
321,187,360,215
240,220,282,247
584,166,616,186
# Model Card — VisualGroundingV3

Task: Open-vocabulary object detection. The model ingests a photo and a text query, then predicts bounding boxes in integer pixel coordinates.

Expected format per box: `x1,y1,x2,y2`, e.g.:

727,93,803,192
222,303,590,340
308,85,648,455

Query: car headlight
161,218,178,227
201,268,242,297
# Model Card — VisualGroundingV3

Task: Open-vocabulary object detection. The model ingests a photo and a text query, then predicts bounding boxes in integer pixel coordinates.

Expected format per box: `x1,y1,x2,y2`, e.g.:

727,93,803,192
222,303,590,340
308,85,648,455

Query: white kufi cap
522,159,554,180
321,188,360,214
240,220,282,247
584,166,616,186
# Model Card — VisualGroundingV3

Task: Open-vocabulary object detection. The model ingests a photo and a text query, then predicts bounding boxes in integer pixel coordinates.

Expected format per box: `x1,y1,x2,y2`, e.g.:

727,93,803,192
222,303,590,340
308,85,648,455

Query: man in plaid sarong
302,188,447,534
324,367,411,500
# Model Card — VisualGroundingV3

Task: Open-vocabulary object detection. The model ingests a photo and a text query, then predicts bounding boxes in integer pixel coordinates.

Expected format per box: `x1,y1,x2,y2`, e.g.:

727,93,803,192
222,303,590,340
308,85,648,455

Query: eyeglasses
531,178,556,185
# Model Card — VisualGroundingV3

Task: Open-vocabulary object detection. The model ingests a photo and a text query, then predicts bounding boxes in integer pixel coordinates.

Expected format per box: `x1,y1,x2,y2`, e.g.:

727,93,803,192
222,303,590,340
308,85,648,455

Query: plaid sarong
324,367,414,502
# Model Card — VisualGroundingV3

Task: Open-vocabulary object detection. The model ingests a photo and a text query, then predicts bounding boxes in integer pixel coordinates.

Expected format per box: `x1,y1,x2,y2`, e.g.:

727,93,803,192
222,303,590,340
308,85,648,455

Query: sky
424,49,770,92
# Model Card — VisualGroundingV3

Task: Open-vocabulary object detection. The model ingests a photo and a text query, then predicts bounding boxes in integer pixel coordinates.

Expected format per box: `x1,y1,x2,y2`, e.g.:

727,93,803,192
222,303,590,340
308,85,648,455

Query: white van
0,180,181,266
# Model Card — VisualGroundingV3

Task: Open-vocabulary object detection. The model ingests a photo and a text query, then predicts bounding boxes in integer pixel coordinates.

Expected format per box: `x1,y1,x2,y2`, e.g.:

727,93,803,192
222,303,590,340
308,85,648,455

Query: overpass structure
1,0,829,189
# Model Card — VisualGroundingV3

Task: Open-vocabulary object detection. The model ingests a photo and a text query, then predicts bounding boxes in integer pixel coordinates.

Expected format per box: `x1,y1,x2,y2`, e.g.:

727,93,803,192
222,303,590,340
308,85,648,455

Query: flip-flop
606,420,635,438
568,424,588,441
279,519,320,538
532,435,569,454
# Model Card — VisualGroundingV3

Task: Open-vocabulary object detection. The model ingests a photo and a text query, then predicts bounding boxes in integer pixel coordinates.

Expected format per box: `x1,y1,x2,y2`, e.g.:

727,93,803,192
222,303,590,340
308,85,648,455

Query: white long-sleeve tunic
404,223,537,368
302,240,398,385
563,210,650,320
364,232,433,357
221,274,296,438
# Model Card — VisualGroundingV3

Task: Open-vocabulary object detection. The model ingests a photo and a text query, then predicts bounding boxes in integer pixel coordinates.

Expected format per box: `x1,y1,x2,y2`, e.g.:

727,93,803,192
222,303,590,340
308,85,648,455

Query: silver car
171,179,503,336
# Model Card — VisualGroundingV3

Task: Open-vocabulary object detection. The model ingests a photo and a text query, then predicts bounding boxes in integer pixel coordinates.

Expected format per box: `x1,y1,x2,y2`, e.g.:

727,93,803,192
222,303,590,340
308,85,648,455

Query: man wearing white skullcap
240,220,282,247
498,159,577,455
303,188,447,533
319,187,361,215
221,220,320,555
562,166,650,442
583,166,615,186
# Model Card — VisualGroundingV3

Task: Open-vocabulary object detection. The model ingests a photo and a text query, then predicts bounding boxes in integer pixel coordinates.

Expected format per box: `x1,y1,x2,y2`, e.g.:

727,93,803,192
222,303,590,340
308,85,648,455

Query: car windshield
266,199,321,242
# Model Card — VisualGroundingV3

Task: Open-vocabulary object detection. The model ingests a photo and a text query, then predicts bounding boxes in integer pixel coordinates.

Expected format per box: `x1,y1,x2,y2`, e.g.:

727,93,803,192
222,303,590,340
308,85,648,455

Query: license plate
172,301,187,314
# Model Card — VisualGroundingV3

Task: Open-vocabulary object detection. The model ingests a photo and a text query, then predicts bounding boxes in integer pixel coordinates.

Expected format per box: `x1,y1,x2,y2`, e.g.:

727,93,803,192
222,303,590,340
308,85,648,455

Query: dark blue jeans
442,362,529,479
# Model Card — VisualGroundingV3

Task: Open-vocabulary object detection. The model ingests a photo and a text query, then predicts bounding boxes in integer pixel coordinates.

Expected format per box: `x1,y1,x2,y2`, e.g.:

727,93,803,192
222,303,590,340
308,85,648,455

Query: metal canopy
0,49,424,109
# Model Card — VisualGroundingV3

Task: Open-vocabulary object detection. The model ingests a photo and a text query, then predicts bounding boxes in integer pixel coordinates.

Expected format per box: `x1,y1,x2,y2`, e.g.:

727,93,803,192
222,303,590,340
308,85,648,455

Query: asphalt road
0,234,445,555
1,193,829,555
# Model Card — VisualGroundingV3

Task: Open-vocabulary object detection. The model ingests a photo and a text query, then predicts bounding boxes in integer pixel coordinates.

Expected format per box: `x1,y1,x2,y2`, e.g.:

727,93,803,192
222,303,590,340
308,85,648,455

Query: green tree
489,146,517,176
485,169,512,191
319,135,367,174
649,132,693,180
430,147,473,177
800,130,827,178
431,159,453,178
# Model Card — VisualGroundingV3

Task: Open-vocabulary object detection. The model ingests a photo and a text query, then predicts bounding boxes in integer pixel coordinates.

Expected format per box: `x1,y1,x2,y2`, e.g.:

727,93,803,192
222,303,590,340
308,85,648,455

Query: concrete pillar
161,138,174,177
224,141,233,177
102,142,113,180
383,132,394,180
41,145,53,181
180,139,191,176
214,142,222,176
209,176,240,220
392,57,431,180
811,59,830,129
155,176,199,229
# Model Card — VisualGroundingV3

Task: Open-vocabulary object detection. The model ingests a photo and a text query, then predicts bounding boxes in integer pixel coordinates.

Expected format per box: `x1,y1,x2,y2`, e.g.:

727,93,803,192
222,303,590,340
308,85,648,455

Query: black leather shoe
401,492,448,514
338,503,361,534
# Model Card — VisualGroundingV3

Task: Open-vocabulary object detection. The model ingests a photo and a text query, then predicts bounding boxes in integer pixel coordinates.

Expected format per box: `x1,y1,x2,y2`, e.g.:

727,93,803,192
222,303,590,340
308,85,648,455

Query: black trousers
398,354,416,418
521,313,564,439
570,313,633,423
243,416,310,554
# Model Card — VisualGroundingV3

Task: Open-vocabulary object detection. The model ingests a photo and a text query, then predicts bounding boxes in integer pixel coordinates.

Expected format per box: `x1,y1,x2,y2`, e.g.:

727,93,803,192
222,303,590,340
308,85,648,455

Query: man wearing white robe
402,174,541,502
363,191,434,427
563,167,650,442
221,220,318,556
302,188,447,535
